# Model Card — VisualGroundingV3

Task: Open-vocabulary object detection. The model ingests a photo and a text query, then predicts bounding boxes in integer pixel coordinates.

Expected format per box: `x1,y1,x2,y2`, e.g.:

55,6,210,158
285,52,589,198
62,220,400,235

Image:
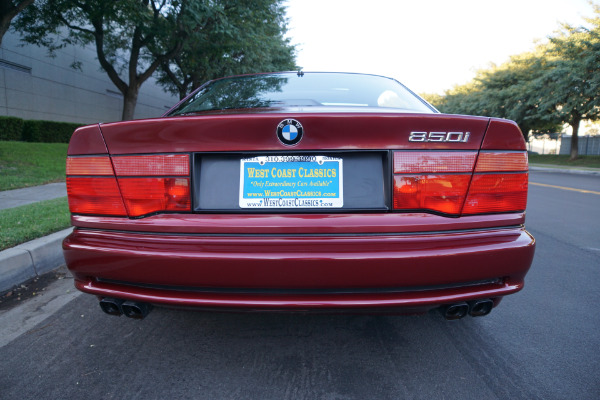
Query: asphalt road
1,170,598,400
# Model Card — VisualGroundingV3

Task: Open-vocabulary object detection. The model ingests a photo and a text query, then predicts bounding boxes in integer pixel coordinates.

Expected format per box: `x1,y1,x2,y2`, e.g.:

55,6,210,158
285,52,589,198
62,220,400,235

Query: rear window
168,72,435,115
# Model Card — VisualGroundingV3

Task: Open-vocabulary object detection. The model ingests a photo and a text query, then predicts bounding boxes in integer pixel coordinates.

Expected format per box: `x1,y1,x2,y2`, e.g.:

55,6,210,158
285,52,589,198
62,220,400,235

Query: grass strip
0,197,71,251
528,154,600,168
0,141,68,191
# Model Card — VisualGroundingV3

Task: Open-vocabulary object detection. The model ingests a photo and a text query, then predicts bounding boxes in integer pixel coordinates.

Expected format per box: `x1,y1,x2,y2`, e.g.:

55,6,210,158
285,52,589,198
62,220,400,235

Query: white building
0,30,178,124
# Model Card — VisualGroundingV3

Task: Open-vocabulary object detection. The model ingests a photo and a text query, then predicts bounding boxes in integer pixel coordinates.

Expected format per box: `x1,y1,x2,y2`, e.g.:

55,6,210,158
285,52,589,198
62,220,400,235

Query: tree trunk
0,0,35,47
0,16,11,46
122,87,139,121
569,117,581,161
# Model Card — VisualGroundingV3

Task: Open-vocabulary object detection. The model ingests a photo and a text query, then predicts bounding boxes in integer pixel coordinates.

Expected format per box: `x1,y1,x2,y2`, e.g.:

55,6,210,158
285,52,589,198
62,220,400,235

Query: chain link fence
527,134,600,155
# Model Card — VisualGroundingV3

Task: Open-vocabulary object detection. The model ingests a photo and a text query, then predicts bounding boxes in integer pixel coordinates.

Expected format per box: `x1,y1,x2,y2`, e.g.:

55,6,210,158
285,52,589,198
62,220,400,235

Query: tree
15,0,201,120
0,0,34,46
159,0,296,100
434,6,600,158
434,47,563,142
530,6,600,159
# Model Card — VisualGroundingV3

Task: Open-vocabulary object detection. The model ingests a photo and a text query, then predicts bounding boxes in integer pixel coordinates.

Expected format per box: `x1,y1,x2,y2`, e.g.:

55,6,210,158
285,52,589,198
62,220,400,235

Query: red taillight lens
119,178,191,217
393,175,471,214
392,150,528,216
463,151,529,215
463,173,528,214
393,151,474,215
66,154,191,217
66,177,128,216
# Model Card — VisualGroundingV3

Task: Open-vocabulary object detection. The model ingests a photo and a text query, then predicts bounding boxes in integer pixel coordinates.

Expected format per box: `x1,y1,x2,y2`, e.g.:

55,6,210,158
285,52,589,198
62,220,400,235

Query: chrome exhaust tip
121,301,153,319
440,302,469,320
468,299,494,317
99,298,124,316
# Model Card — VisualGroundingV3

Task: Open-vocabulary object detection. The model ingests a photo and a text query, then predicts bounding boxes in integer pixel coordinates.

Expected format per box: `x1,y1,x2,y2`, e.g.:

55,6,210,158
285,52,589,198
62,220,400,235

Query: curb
529,165,600,175
0,227,73,293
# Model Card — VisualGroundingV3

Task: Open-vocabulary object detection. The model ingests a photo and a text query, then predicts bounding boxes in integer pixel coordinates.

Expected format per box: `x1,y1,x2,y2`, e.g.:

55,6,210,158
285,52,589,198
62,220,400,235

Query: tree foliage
433,5,600,158
0,0,34,46
13,0,295,120
159,0,296,100
15,0,201,121
530,6,600,159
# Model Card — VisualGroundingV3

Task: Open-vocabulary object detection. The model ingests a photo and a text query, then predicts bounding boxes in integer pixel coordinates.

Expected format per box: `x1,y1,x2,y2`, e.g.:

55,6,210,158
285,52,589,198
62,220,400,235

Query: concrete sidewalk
0,228,72,293
0,182,67,211
1,182,70,293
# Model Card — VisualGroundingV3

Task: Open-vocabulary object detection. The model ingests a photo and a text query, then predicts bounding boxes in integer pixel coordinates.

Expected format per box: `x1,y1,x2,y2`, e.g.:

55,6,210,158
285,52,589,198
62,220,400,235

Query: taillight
112,154,189,176
392,150,528,216
66,154,191,217
393,151,476,215
463,152,528,215
66,156,127,216
119,177,190,217
66,176,128,216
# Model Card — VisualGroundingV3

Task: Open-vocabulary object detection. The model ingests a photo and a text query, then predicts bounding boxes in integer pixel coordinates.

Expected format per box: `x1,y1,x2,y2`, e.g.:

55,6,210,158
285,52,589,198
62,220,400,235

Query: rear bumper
63,223,535,313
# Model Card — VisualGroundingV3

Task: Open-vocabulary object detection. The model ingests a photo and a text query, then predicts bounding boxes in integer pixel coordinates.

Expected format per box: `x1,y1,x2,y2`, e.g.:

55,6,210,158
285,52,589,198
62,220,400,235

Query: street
1,170,599,400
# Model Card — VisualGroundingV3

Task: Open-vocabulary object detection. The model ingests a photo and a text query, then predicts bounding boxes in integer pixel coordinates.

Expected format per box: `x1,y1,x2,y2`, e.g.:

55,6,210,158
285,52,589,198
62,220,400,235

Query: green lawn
0,141,68,191
528,154,600,169
0,197,71,251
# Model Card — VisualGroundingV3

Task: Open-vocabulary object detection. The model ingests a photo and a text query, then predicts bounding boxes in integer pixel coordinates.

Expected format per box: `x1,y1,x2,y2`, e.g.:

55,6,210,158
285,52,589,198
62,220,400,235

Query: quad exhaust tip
440,302,470,320
99,297,124,316
440,299,494,320
99,298,152,319
468,299,494,317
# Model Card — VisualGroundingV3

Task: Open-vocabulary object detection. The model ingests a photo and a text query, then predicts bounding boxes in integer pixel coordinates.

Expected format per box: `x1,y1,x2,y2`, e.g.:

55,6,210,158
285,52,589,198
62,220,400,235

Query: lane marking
530,182,600,195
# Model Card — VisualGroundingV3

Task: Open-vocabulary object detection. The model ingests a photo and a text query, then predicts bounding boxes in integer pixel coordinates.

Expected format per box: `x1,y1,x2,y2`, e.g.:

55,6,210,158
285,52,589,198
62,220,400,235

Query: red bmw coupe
63,72,535,320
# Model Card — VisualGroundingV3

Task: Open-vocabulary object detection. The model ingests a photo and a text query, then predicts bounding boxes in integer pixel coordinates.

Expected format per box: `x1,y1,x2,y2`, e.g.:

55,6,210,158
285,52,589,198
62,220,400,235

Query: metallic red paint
64,226,534,311
96,113,489,155
481,119,526,150
67,124,108,155
69,212,527,235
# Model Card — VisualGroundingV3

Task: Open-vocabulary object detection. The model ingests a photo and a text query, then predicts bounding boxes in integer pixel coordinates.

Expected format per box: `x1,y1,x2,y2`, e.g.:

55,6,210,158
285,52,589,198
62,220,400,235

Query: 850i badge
409,131,470,142
277,119,303,145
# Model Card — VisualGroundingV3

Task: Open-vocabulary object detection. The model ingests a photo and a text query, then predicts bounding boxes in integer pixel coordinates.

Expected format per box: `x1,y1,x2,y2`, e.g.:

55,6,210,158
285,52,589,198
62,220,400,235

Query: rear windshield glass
167,72,434,115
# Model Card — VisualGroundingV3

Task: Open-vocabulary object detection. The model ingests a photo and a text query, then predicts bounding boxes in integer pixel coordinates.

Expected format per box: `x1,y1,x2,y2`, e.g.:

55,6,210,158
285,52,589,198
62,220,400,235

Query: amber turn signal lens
66,156,114,175
475,152,528,172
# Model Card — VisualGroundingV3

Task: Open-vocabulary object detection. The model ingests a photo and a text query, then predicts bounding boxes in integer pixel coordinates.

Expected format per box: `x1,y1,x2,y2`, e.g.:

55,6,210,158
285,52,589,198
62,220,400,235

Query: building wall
0,30,179,125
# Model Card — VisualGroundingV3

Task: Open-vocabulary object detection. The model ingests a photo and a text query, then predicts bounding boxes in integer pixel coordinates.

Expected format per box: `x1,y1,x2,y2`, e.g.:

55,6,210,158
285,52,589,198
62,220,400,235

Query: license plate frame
239,155,343,209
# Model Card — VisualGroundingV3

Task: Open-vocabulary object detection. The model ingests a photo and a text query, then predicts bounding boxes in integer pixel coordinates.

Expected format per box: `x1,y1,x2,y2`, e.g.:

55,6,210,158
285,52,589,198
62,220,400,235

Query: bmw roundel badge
276,119,303,146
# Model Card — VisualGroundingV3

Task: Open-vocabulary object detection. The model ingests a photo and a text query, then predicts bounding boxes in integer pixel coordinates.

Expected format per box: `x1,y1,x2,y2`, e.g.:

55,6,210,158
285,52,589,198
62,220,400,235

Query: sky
284,0,595,94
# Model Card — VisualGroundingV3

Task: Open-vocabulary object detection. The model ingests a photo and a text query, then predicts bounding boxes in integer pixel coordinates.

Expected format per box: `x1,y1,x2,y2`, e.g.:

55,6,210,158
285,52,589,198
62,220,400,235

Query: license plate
239,155,343,208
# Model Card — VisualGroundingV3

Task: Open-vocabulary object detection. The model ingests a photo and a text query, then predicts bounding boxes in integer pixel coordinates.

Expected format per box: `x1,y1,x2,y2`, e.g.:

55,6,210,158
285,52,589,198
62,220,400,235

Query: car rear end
63,73,535,319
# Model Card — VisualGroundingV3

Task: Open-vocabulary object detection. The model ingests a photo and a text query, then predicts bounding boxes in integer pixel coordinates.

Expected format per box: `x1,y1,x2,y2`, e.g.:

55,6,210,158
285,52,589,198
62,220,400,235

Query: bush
0,116,24,141
22,120,42,142
0,117,82,143
22,120,82,143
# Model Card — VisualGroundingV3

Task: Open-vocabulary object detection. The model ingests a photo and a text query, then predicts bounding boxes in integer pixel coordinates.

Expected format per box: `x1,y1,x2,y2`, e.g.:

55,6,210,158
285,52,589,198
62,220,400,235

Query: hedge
0,116,24,141
0,116,82,143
